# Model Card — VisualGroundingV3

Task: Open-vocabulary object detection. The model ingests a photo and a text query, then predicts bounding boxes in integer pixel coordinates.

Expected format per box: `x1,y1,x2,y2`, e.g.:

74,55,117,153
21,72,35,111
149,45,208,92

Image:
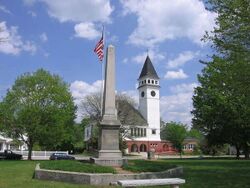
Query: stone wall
34,164,183,185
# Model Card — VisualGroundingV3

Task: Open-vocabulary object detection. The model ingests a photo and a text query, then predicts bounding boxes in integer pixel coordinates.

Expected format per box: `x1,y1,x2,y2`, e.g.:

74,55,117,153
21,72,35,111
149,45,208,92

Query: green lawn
0,159,249,188
40,160,116,174
0,160,109,188
124,159,250,188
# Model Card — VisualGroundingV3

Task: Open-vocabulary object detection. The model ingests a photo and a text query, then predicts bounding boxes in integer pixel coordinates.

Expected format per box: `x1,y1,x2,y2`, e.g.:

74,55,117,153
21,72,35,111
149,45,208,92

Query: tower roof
138,56,159,79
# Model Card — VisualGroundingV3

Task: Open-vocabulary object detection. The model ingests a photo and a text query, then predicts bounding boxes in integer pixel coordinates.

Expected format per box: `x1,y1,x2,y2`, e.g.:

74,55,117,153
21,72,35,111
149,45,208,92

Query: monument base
98,149,122,158
90,157,125,167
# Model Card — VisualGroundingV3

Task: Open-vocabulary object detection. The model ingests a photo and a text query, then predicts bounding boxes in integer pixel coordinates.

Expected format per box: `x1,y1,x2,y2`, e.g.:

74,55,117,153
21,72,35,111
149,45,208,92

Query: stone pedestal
98,123,122,158
92,121,123,166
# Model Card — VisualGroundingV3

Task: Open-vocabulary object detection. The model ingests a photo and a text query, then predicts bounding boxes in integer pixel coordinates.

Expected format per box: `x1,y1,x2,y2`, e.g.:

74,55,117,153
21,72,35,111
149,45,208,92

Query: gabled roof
117,100,147,126
138,56,159,79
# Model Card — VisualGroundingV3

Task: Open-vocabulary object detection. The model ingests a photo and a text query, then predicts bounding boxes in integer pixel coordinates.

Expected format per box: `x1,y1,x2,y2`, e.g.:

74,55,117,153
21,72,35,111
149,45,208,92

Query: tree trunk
235,145,240,159
179,149,182,159
27,144,33,160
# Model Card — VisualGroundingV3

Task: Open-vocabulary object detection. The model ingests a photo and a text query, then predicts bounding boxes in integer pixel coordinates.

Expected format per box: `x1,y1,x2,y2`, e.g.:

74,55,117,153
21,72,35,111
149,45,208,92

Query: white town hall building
124,55,175,153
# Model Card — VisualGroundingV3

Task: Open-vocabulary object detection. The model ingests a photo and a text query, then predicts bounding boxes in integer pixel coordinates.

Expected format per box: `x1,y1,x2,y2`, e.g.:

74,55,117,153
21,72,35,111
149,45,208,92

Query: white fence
12,150,68,159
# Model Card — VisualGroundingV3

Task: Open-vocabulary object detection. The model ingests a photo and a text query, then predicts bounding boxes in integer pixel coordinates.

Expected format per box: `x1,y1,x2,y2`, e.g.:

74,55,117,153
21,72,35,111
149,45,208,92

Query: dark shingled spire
138,56,159,79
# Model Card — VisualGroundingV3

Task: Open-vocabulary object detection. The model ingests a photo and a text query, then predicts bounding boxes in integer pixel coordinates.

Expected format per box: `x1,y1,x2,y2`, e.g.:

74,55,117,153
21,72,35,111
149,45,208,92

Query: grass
0,160,108,188
124,159,250,188
40,160,116,174
0,159,249,187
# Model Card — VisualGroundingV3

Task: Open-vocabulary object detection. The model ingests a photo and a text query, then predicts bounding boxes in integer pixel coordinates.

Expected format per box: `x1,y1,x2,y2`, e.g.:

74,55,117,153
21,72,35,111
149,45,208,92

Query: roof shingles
138,56,159,79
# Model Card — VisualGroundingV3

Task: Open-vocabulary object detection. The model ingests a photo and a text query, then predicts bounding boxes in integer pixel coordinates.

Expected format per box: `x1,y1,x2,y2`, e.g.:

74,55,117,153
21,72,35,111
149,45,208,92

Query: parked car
49,152,75,160
0,150,23,160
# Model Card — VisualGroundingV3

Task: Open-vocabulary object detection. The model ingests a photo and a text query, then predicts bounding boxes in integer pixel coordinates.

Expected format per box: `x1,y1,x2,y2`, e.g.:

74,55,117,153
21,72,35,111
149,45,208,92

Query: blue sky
0,0,216,125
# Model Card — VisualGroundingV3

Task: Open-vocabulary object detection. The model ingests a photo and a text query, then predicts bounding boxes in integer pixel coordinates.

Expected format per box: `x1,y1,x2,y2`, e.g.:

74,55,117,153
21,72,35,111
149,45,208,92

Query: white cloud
40,0,113,23
30,1,113,40
132,50,165,64
0,22,37,55
70,80,103,122
28,10,37,17
161,82,198,125
121,0,216,47
164,69,188,80
40,32,48,42
74,22,101,40
167,51,199,69
0,5,11,14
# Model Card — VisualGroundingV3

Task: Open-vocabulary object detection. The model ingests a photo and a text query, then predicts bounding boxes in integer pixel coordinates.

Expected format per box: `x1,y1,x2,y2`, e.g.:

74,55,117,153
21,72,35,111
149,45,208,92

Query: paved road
22,154,241,160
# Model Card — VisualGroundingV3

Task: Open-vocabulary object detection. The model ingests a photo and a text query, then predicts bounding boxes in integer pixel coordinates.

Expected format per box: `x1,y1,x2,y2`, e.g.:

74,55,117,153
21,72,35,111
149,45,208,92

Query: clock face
141,91,145,97
151,90,156,97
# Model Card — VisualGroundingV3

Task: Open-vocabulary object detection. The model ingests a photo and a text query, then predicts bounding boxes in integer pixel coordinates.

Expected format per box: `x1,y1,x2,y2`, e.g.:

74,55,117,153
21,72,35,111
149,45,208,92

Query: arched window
140,144,147,152
131,144,138,152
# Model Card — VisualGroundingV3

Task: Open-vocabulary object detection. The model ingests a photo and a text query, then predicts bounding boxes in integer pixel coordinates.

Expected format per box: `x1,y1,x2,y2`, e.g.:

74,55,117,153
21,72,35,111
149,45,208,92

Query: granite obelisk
93,45,122,166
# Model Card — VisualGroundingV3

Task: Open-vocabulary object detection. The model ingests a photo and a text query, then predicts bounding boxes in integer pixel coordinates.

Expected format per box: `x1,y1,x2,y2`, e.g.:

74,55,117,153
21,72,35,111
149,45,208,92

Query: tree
187,128,203,140
81,92,141,151
81,92,137,122
0,69,76,160
192,0,250,158
163,122,187,158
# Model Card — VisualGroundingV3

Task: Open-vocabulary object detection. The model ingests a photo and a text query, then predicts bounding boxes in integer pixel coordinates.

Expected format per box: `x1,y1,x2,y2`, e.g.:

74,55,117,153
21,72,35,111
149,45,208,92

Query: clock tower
138,56,161,141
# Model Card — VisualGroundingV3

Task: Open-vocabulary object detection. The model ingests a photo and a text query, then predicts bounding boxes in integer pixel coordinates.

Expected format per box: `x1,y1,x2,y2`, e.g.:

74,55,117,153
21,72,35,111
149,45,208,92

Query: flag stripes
94,33,104,62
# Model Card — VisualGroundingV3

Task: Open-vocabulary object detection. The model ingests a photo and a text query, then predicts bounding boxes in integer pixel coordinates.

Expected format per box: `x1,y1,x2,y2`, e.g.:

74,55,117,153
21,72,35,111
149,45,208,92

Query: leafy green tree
193,0,250,158
0,69,76,160
187,129,203,140
164,122,187,158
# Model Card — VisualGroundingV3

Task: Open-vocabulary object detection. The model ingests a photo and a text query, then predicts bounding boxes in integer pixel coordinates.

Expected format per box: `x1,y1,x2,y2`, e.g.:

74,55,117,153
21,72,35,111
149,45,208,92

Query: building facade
0,133,27,152
124,56,197,154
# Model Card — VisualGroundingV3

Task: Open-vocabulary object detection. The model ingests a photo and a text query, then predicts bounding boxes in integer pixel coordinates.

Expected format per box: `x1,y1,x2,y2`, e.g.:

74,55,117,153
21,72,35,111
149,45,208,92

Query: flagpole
100,25,105,118
100,53,104,118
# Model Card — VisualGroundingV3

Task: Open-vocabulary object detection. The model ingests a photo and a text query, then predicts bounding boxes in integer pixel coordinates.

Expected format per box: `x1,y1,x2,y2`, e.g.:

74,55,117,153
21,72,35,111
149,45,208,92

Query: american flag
94,32,104,62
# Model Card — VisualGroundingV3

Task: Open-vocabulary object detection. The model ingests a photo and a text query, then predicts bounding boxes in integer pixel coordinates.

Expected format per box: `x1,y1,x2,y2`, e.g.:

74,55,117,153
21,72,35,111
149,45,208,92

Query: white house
0,133,27,151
